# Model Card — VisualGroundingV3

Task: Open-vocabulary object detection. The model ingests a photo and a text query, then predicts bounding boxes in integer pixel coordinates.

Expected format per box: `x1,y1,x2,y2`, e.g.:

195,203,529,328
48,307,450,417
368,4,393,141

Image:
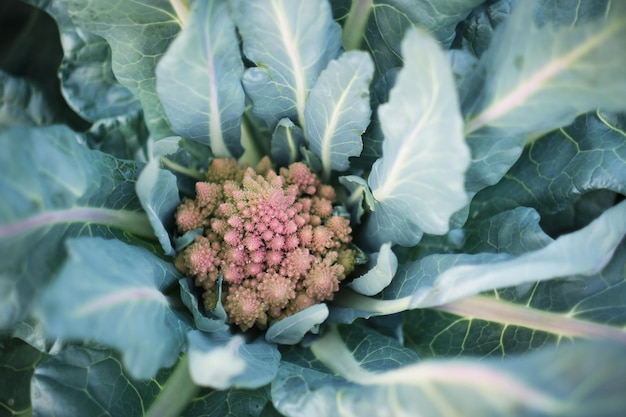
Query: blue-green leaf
365,28,470,247
0,126,153,329
187,330,280,390
67,0,180,139
179,277,228,333
230,0,342,130
265,304,329,345
396,199,626,309
465,2,626,135
156,0,244,157
271,118,305,168
0,70,58,126
348,243,397,296
304,51,374,179
136,158,180,256
279,324,626,417
39,237,190,379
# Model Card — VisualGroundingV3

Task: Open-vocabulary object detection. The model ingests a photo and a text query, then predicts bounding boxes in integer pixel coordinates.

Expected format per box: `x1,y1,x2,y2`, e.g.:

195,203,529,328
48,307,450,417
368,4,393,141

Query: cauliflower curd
175,157,355,330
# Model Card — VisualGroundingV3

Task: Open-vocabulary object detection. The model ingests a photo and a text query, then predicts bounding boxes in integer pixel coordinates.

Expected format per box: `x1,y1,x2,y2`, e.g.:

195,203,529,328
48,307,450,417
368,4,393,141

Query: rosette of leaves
1,0,626,416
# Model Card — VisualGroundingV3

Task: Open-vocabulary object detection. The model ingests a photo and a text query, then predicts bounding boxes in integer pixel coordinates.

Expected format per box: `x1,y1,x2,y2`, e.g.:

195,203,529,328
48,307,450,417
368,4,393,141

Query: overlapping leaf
0,126,153,329
67,0,180,139
39,237,190,378
471,111,626,219
304,51,373,178
364,28,470,248
274,324,626,417
156,0,244,157
230,0,342,130
362,0,483,75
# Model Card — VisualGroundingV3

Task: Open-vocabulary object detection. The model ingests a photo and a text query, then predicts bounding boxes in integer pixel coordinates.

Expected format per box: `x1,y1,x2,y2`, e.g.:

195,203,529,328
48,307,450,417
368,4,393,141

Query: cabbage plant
1,0,626,416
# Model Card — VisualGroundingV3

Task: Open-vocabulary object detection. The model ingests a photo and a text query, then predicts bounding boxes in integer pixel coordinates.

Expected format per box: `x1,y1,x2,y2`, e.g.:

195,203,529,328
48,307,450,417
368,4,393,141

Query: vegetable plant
1,0,626,416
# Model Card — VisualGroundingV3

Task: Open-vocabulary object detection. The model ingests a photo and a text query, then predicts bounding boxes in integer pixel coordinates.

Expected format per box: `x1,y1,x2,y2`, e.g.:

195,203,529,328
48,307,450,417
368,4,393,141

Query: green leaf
23,0,141,122
404,235,626,358
464,1,626,135
265,304,329,345
67,0,180,139
363,0,483,75
304,51,374,179
39,237,190,379
187,330,280,389
230,0,342,130
0,70,58,126
471,111,626,220
348,243,397,296
85,112,149,160
284,325,626,417
271,118,305,168
0,126,153,329
460,0,517,59
136,158,180,256
462,207,552,255
179,277,228,333
364,28,470,247
156,0,244,157
0,338,49,417
31,346,169,417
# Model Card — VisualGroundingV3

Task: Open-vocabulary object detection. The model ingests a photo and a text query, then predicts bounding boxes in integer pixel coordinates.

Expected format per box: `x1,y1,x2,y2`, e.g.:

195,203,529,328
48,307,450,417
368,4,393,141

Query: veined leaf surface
304,51,374,179
366,28,470,247
0,126,153,329
464,1,626,135
67,0,180,139
230,0,342,130
39,237,190,379
156,0,244,157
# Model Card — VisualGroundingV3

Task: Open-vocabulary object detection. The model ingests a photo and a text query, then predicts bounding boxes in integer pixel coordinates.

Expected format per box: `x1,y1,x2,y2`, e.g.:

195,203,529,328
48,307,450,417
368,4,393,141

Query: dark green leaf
0,70,58,126
23,0,141,122
31,346,169,417
0,338,49,417
39,237,190,379
364,0,483,75
67,0,180,139
271,118,305,168
471,111,626,220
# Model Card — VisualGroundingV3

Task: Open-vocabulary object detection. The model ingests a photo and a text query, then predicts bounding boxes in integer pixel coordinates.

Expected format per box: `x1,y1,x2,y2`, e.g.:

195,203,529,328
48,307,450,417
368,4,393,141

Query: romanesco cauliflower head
175,157,355,331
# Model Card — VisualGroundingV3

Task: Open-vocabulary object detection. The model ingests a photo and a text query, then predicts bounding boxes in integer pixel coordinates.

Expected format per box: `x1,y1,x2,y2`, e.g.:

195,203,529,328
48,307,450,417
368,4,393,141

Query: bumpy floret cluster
175,157,355,331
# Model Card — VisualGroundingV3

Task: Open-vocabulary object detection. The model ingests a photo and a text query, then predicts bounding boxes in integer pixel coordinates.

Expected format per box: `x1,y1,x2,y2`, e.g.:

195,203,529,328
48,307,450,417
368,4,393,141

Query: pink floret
174,158,355,331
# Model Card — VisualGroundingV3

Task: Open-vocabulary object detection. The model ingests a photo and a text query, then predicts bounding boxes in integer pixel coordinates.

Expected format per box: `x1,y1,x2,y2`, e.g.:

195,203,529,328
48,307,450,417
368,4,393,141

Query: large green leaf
333,200,626,326
471,111,626,220
23,0,141,122
304,51,373,179
275,324,626,417
67,0,180,139
461,1,626,194
364,28,470,248
39,237,190,378
230,0,342,130
0,126,153,329
31,346,170,417
156,0,244,157
464,1,626,135
0,338,49,417
360,0,483,75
